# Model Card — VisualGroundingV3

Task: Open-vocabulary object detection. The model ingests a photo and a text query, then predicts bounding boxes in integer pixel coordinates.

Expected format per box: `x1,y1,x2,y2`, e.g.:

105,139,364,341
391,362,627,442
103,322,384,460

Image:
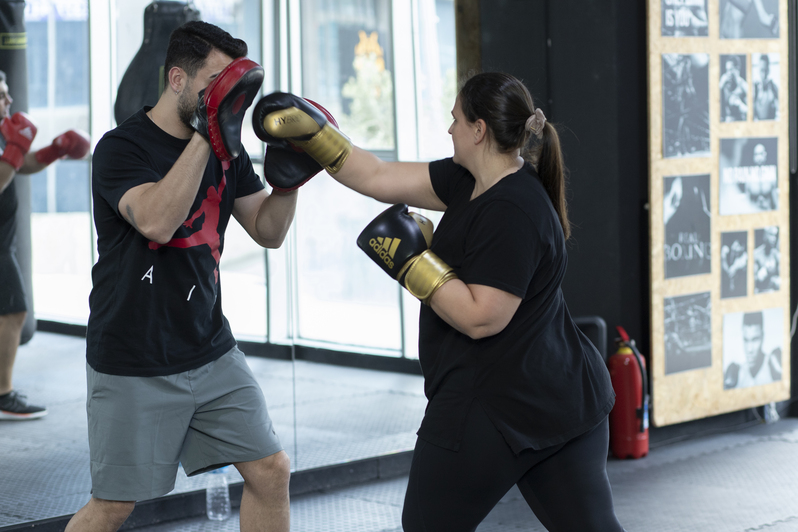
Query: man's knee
237,450,291,493
87,497,136,527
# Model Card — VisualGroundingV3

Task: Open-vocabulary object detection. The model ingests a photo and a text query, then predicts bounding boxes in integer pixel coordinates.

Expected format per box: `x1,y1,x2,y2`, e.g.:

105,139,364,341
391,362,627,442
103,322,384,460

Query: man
64,21,299,532
720,0,778,38
746,142,777,211
0,69,90,420
753,54,778,121
724,311,782,389
720,235,747,297
754,226,780,293
719,56,747,122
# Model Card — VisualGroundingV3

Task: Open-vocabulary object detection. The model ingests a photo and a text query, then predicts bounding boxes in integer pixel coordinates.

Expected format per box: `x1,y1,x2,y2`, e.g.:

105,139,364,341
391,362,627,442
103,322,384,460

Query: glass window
294,175,403,352
55,20,89,106
293,0,402,353
26,0,92,324
26,21,47,107
300,0,395,150
55,160,90,212
416,0,456,161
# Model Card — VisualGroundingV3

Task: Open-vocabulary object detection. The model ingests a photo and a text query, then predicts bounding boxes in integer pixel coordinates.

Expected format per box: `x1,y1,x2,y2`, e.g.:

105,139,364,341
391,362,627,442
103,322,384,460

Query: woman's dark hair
164,21,248,85
458,72,570,240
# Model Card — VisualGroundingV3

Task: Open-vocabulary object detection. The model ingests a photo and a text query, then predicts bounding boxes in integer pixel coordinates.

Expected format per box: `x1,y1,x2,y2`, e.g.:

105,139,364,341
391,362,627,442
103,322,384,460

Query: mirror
2,0,457,528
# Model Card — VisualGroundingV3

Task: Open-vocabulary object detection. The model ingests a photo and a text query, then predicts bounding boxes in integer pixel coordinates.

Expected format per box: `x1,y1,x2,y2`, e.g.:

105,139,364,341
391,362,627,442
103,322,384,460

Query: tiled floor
2,331,798,531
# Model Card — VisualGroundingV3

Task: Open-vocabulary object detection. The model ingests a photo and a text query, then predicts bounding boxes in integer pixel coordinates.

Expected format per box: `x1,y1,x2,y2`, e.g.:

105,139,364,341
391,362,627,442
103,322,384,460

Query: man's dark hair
742,311,763,328
0,70,6,83
163,21,247,84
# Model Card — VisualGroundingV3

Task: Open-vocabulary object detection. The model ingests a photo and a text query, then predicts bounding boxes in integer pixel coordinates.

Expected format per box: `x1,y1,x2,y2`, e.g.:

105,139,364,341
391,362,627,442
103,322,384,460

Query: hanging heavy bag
114,1,200,125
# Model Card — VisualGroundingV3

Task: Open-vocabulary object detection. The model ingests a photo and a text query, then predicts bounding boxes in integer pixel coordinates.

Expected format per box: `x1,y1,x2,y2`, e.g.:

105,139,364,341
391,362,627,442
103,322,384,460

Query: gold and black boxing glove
252,91,352,174
357,204,457,305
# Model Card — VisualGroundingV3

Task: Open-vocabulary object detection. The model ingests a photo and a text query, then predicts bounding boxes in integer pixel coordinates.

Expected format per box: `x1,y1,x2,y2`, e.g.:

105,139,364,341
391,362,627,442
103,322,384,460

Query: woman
256,72,623,532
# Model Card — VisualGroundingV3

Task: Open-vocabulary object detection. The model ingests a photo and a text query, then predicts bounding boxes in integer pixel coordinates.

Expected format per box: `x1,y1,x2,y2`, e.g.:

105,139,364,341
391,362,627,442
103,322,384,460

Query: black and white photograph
721,231,748,299
752,53,779,121
720,0,779,39
664,174,711,279
664,292,712,375
719,137,778,215
722,308,783,389
661,0,709,36
662,53,710,158
754,226,780,294
719,54,747,122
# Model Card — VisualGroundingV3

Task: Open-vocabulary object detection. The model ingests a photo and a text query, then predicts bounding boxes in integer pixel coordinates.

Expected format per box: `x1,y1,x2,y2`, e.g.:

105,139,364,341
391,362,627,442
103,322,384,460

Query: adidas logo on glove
369,237,401,270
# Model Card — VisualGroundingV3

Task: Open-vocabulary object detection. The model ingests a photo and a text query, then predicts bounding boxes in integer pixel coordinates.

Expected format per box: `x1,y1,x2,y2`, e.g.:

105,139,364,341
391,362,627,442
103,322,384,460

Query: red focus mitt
0,112,37,171
35,129,91,165
190,57,264,161
255,95,339,191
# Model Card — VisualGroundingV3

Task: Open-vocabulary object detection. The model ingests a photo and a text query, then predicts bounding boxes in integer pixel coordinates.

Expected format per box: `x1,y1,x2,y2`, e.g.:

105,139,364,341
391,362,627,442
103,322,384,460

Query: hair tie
525,108,547,139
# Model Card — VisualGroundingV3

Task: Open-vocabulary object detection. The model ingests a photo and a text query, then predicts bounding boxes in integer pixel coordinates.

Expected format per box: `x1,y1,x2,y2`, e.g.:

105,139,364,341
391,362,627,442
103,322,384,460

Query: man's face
0,81,13,119
753,144,767,165
759,57,769,79
726,60,737,74
177,49,234,129
764,227,778,247
742,324,763,369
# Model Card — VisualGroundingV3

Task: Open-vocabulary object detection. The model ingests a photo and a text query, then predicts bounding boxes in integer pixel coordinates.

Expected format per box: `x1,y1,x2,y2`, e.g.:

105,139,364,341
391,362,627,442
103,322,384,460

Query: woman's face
448,96,472,166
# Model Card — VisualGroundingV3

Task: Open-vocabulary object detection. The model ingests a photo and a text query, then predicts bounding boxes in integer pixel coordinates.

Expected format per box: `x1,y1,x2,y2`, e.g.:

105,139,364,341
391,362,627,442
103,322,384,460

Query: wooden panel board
647,0,791,426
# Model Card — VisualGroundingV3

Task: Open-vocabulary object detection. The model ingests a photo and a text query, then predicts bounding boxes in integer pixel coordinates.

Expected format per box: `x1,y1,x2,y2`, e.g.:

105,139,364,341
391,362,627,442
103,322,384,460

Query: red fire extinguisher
608,325,649,459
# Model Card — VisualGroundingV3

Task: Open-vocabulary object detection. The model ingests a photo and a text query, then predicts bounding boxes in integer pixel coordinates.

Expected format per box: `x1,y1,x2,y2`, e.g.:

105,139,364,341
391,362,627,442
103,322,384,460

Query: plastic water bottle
206,467,231,521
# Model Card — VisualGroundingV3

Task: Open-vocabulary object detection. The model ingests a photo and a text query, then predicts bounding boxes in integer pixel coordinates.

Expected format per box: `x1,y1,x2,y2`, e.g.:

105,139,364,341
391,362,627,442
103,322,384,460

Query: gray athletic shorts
86,345,283,501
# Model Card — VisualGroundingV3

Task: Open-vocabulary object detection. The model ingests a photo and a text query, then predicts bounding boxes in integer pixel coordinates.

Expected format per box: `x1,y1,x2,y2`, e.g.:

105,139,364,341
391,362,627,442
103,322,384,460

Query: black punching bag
114,1,200,125
0,0,34,345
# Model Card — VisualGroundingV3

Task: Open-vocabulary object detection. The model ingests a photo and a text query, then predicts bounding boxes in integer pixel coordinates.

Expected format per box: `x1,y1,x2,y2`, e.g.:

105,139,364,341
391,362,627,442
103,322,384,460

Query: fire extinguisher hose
616,326,650,433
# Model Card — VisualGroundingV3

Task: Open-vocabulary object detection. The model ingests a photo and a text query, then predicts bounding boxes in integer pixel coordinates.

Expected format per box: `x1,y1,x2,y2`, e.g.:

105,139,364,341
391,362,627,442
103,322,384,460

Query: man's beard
177,87,196,129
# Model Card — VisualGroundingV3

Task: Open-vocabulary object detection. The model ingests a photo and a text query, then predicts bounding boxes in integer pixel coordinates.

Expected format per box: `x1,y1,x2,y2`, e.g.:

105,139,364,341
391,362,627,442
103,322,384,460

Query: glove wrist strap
292,123,352,174
35,145,61,165
401,250,458,305
1,144,25,171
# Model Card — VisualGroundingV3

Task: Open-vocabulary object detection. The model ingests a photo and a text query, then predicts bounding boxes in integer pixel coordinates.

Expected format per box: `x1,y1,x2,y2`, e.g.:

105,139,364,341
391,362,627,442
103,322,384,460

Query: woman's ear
474,118,487,144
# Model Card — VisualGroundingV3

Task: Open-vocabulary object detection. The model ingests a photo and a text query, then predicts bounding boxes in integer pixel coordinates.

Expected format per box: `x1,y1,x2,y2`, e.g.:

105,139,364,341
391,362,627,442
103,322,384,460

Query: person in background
0,69,90,421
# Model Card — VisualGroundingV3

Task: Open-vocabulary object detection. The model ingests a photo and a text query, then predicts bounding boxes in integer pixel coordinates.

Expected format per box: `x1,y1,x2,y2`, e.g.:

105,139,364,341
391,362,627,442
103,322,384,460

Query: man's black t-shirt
87,108,264,376
418,158,615,453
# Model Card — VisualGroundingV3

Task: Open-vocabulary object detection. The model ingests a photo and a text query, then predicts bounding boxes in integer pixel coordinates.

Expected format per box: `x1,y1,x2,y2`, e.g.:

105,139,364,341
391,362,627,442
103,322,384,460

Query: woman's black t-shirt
418,157,615,453
86,108,264,377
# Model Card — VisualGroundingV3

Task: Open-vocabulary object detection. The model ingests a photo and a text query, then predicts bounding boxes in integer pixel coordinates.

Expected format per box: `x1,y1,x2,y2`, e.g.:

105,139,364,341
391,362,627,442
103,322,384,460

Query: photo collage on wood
648,0,790,426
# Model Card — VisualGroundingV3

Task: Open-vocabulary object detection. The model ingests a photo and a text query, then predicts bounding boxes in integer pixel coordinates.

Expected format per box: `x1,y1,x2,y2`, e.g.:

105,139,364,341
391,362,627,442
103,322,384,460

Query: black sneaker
0,390,48,420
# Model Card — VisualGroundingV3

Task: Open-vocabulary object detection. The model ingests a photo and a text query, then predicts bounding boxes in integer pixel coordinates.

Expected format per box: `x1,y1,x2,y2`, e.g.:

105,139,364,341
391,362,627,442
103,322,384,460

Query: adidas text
369,237,401,270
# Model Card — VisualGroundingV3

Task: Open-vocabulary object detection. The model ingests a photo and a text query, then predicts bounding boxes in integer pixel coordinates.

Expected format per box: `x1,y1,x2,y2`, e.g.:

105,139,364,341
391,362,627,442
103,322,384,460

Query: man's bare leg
235,450,291,532
0,311,25,394
64,498,135,532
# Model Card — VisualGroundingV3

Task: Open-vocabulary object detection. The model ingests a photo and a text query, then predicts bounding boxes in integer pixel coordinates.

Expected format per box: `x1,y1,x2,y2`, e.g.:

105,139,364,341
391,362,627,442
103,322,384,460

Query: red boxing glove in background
35,129,90,165
0,112,37,171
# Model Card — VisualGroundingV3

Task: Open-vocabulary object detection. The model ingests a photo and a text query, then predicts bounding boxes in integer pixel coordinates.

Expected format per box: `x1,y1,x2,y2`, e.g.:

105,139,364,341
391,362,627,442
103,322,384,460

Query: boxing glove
357,203,457,304
35,129,90,165
253,92,352,174
263,145,323,192
0,112,37,171
257,97,340,191
190,57,264,161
